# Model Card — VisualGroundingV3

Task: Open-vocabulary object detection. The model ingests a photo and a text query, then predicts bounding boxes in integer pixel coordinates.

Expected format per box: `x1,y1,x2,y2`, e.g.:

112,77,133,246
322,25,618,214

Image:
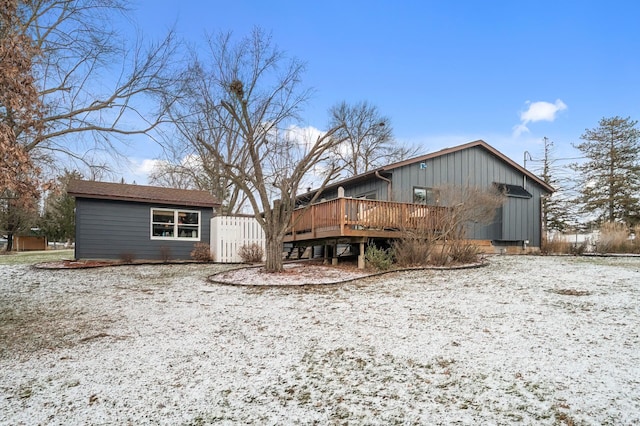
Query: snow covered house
67,180,219,260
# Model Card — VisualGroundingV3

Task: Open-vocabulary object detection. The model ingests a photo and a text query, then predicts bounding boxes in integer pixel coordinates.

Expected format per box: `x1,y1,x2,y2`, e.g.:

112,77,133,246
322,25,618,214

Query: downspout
375,170,392,201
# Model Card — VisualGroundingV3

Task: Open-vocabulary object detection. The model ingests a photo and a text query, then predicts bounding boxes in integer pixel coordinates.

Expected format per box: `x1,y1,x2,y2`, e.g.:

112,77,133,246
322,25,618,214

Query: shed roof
67,180,219,208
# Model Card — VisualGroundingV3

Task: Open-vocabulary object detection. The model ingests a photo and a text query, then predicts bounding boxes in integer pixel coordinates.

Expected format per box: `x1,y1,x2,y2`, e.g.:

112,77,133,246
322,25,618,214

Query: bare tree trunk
6,233,14,252
264,232,284,272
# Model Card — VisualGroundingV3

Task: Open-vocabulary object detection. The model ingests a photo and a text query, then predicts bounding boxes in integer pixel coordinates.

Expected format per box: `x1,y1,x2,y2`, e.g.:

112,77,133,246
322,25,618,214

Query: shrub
159,246,172,262
541,234,574,255
190,243,212,262
429,250,449,266
543,233,593,255
365,244,394,271
633,225,640,253
449,241,480,264
119,252,135,263
238,243,264,263
392,231,435,267
597,222,631,253
569,240,588,255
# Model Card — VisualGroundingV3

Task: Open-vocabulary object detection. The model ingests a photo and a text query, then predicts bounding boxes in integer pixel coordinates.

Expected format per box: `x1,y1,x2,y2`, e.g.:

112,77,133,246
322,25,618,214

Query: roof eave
298,139,555,198
68,192,219,208
379,140,554,194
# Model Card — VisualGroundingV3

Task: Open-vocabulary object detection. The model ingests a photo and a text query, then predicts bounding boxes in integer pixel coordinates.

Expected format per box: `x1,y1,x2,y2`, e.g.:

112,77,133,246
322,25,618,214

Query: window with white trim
150,209,200,240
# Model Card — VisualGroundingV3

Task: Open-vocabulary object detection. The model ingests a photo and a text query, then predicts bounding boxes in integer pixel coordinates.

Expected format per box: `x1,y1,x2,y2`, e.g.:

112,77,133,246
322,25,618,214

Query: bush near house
239,243,264,263
190,243,213,262
391,226,436,267
364,244,394,270
119,252,136,263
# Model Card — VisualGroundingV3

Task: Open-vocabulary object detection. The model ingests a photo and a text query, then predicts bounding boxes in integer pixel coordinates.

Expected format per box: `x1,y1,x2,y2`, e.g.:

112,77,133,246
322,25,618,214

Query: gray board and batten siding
308,141,551,248
74,197,214,260
67,179,219,261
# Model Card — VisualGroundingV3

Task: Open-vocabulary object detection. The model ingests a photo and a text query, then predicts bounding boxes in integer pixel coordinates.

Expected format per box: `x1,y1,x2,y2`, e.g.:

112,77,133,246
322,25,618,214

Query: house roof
67,180,220,208
302,139,554,197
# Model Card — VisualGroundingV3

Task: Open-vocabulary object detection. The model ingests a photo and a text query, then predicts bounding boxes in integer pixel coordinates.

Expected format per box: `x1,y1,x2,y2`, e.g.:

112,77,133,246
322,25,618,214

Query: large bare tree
183,28,347,272
153,58,248,213
328,101,418,176
2,0,176,249
11,0,177,174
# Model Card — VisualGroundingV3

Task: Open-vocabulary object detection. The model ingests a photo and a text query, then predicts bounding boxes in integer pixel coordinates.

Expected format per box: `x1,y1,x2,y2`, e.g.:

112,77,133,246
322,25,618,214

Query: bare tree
154,58,249,213
148,160,197,190
434,184,505,263
391,184,504,266
11,0,177,175
3,0,176,249
187,28,347,272
328,101,418,176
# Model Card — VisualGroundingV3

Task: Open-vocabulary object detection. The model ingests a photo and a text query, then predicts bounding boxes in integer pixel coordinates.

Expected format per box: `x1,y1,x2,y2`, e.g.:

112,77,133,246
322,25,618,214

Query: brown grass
597,222,640,254
0,303,102,360
541,235,574,254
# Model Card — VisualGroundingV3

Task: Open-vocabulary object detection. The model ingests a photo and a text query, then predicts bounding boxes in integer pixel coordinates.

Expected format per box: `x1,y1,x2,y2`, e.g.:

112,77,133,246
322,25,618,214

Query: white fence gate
210,215,265,263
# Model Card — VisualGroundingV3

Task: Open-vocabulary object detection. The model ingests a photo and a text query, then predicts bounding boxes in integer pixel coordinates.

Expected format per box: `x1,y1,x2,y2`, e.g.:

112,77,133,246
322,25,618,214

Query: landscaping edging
206,260,489,287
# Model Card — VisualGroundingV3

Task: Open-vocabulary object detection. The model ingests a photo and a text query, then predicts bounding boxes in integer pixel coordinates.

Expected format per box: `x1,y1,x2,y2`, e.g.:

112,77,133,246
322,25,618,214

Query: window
413,187,440,205
151,209,200,240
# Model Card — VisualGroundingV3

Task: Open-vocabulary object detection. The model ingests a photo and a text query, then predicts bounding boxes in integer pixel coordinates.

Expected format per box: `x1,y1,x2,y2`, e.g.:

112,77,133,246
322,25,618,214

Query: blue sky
123,0,639,183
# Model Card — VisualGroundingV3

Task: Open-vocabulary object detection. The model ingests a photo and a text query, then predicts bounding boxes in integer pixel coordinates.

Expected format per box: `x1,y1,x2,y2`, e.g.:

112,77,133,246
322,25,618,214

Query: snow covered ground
1,255,639,425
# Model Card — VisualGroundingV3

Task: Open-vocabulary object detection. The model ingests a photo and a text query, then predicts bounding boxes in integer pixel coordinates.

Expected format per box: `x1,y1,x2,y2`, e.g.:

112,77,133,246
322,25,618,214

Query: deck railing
287,197,448,240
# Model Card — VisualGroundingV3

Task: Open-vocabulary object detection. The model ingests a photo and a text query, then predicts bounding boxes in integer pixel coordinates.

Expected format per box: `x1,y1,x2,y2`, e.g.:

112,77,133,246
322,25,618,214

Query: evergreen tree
572,116,640,225
538,137,572,232
39,171,81,244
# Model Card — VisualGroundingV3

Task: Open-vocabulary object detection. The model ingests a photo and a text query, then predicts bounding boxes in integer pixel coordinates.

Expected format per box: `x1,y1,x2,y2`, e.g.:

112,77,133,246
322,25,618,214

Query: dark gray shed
67,180,219,260
299,140,554,250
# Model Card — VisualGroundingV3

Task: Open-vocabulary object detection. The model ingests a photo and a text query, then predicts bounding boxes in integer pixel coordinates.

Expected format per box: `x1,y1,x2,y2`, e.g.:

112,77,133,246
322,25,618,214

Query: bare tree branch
167,28,346,272
328,101,419,176
13,0,179,168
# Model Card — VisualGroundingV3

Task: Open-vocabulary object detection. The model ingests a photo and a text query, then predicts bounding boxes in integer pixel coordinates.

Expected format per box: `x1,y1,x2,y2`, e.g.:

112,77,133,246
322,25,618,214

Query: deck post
358,241,365,269
331,243,338,265
339,196,346,236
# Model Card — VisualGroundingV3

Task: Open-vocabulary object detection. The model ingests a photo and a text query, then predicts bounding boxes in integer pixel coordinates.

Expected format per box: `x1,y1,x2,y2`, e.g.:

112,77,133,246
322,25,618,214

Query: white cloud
513,99,567,137
137,158,163,174
120,158,166,185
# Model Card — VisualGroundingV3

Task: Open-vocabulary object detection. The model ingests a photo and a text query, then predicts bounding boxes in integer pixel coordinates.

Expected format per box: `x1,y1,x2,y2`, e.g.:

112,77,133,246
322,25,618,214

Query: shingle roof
67,180,219,208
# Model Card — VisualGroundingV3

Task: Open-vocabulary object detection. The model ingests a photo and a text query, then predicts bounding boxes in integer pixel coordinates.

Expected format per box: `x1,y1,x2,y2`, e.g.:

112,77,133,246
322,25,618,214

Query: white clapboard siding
210,216,265,263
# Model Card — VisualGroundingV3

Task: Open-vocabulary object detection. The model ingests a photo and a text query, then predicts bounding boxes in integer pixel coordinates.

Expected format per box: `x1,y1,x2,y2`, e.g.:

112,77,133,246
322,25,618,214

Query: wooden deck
284,198,448,243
